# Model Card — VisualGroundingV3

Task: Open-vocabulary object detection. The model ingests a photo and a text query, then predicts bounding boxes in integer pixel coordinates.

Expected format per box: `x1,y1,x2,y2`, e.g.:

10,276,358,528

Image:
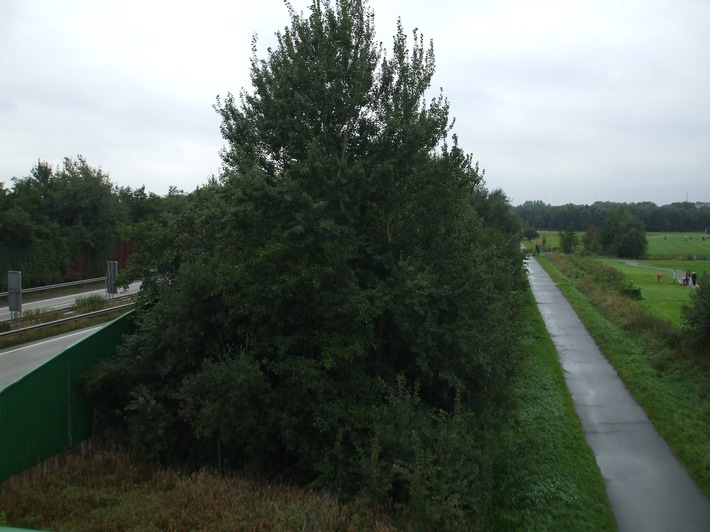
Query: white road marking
0,326,103,357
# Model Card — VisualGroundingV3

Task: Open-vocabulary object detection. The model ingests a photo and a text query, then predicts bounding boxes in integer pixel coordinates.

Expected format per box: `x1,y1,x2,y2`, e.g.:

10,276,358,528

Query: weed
74,294,106,313
20,308,63,325
0,450,396,531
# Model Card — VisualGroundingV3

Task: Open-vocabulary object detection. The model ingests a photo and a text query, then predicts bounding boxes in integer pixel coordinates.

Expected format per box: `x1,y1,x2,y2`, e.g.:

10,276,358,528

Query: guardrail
0,277,107,298
0,303,135,339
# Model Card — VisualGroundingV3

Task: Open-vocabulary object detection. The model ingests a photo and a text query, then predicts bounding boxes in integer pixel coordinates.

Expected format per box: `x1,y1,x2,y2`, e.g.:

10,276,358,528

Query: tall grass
74,294,106,313
0,450,395,532
20,308,64,326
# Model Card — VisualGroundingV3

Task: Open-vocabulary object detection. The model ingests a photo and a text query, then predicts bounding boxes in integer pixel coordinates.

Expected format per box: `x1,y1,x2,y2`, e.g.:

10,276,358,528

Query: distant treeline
0,156,185,291
512,200,710,233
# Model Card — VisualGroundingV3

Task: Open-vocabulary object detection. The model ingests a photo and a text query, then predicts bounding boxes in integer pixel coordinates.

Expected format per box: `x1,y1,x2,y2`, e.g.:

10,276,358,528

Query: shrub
522,227,539,240
682,273,710,354
558,227,578,254
74,294,105,313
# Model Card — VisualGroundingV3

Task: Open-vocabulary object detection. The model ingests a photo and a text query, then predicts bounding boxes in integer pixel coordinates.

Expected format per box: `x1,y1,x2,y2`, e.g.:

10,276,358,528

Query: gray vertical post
8,271,22,320
106,261,118,297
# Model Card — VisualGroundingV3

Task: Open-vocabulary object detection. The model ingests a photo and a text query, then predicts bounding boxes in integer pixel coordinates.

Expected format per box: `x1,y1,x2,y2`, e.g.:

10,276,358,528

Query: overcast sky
2,0,709,206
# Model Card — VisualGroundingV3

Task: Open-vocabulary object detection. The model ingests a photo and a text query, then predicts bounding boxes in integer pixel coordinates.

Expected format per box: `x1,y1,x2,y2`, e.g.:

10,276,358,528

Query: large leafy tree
89,0,525,522
599,206,647,258
1,157,121,283
49,156,120,273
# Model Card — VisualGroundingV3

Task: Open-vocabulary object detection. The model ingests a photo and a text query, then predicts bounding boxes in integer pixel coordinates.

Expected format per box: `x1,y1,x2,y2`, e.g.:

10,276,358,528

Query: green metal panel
0,312,134,483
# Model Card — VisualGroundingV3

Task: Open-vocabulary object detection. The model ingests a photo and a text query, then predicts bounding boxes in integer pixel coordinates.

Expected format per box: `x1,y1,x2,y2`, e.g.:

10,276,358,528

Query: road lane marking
0,327,103,357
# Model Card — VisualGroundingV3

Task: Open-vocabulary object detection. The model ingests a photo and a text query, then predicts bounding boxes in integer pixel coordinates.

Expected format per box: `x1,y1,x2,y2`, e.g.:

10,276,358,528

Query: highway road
0,325,103,391
0,281,141,322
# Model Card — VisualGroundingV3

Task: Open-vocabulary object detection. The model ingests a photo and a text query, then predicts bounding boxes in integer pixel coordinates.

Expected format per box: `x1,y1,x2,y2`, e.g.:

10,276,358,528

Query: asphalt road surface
0,325,103,391
0,281,141,322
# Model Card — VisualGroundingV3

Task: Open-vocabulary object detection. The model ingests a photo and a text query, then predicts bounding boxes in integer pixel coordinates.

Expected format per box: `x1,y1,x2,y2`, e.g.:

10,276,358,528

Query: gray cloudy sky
2,0,709,206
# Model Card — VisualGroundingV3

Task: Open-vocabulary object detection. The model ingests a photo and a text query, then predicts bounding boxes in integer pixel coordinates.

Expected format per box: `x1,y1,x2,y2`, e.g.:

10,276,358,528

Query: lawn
523,231,709,325
528,231,710,256
647,232,710,258
599,259,708,324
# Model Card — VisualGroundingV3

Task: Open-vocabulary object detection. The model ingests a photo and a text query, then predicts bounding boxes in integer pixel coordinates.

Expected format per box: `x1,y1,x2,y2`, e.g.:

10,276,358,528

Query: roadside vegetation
73,294,107,313
6,0,708,528
1,296,615,531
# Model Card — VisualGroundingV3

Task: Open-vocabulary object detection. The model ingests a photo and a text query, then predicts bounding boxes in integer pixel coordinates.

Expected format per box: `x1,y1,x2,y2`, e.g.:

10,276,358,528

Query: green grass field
647,232,710,257
599,259,708,324
524,231,709,324
531,231,710,256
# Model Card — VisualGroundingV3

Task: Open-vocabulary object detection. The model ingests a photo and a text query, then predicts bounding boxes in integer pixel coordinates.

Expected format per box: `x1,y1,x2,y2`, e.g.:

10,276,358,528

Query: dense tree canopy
0,156,176,290
513,200,710,233
87,0,525,524
0,157,120,285
598,206,647,259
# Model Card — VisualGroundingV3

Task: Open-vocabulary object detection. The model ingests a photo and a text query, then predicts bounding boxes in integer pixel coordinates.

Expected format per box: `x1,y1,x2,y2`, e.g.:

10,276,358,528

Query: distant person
657,273,663,282
692,272,697,287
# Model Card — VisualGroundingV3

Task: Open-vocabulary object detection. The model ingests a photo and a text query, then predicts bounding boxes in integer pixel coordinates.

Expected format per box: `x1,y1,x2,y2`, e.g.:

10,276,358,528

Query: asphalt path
0,325,103,391
0,281,141,322
527,255,710,531
619,259,687,284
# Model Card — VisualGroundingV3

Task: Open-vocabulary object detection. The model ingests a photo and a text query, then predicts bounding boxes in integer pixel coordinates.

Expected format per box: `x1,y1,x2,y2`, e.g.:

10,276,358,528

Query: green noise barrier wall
0,312,134,483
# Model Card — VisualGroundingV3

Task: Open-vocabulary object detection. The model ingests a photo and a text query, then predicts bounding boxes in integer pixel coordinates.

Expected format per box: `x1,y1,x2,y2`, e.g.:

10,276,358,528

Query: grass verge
491,294,616,531
535,252,710,497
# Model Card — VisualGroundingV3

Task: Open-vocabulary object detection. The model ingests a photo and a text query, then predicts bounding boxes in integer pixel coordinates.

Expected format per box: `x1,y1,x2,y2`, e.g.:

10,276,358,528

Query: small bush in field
522,227,539,240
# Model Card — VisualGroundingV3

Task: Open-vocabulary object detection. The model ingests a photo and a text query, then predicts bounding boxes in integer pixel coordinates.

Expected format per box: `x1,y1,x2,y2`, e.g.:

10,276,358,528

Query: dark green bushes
84,1,526,527
682,273,710,355
522,227,539,240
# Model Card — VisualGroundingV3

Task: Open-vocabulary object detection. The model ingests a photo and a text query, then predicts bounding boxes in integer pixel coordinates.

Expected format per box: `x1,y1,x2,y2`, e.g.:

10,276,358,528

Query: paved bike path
527,256,710,531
